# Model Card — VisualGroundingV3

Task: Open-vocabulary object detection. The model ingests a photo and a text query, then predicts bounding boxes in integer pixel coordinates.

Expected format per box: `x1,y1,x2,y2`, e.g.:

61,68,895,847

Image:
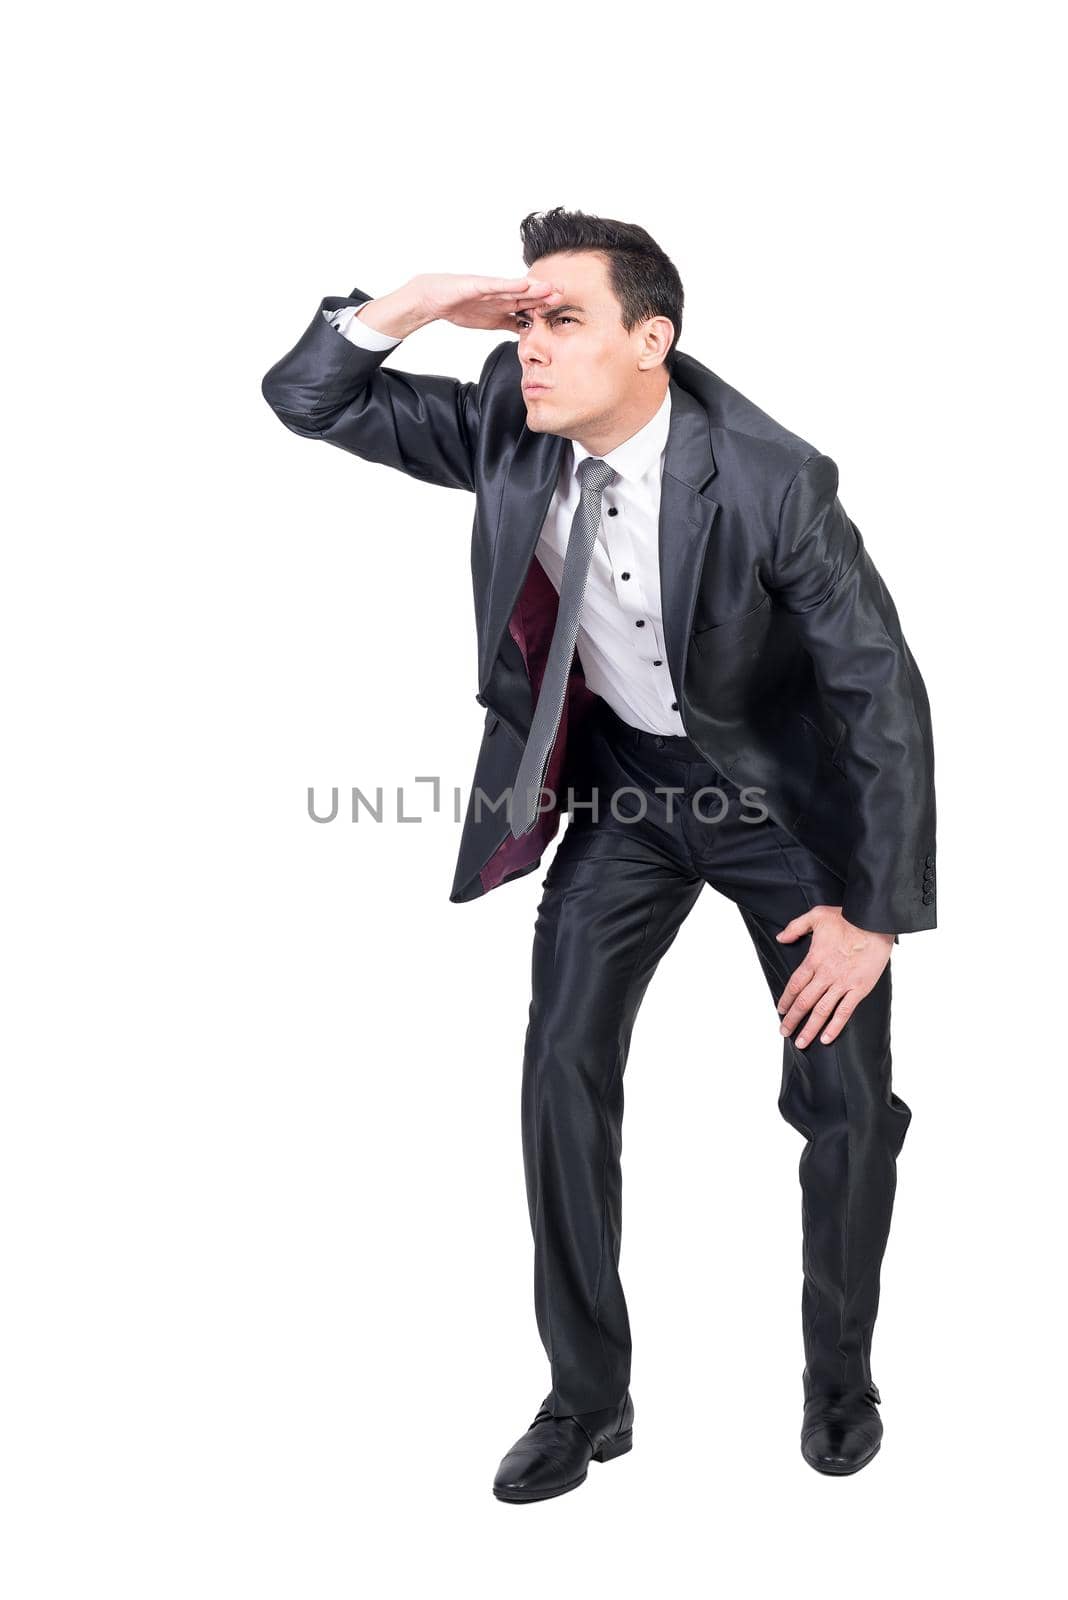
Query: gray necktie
510,455,617,838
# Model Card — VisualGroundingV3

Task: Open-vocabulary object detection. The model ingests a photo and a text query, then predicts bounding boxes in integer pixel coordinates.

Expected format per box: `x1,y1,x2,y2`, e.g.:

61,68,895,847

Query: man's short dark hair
519,206,685,375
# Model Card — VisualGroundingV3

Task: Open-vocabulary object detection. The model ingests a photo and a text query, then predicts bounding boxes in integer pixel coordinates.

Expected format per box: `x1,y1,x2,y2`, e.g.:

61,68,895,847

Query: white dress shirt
325,304,685,734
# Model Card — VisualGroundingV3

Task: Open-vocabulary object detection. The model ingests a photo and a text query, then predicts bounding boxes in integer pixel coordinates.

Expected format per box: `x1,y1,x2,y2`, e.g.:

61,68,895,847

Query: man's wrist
355,283,436,341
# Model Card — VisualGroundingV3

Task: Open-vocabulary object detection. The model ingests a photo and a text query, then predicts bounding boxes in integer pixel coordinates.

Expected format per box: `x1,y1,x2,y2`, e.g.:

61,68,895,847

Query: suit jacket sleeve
769,453,937,936
260,286,506,493
326,302,404,350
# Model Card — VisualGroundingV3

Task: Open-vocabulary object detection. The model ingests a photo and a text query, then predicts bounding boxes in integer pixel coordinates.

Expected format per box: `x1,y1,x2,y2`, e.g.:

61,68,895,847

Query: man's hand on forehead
406,273,566,332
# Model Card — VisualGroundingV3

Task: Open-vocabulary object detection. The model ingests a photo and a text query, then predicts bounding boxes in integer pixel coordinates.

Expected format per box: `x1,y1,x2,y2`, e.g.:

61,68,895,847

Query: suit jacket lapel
478,425,566,692
657,380,720,702
478,372,719,703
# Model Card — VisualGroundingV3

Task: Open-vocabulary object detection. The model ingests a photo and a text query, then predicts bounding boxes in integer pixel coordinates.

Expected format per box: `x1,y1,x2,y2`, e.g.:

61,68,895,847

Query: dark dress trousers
262,289,936,1413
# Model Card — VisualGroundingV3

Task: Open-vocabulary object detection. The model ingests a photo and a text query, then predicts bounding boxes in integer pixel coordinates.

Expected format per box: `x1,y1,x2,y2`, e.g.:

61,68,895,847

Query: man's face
514,250,669,438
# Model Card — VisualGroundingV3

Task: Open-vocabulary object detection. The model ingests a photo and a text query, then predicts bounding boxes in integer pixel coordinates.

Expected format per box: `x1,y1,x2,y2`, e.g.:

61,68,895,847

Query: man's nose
521,324,552,362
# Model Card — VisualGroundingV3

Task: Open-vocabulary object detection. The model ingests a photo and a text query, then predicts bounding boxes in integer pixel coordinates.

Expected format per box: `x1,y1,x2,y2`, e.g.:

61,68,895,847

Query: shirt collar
569,385,672,485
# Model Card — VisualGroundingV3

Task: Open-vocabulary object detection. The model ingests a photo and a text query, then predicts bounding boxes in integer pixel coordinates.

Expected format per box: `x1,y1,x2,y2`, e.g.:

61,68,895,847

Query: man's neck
569,384,669,458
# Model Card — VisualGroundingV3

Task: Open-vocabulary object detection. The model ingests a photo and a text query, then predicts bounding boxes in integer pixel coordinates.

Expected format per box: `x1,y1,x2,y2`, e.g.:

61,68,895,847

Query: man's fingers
469,276,536,293
816,992,861,1046
794,986,848,1049
776,961,815,1015
778,972,831,1037
479,276,559,297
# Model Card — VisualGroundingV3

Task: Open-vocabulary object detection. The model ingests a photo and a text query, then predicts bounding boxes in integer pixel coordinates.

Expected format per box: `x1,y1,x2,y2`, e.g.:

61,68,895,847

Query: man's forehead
528,258,606,301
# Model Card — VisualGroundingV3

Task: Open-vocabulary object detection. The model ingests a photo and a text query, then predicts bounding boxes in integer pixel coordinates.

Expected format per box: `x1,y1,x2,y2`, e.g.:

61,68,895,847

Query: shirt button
635,619,645,627
671,701,679,711
653,659,662,666
621,571,630,580
607,507,618,516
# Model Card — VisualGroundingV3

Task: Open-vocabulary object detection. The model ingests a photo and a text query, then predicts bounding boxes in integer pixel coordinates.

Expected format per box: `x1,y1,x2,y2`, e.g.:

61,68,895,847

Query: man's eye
517,316,576,328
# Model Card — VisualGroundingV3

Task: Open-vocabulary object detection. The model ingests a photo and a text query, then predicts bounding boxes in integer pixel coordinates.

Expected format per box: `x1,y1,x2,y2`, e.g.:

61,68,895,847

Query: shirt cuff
322,303,403,351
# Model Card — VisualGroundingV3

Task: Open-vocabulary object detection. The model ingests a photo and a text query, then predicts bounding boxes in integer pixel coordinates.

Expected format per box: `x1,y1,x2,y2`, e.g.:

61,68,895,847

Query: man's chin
523,403,561,434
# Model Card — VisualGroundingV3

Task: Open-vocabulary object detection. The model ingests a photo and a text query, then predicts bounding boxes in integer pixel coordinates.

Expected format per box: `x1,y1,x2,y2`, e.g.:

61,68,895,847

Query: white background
3,2,1063,1593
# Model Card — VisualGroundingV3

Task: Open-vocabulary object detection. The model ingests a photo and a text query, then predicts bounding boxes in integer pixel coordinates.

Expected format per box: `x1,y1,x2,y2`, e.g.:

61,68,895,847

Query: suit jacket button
475,692,487,707
925,853,935,866
922,892,934,905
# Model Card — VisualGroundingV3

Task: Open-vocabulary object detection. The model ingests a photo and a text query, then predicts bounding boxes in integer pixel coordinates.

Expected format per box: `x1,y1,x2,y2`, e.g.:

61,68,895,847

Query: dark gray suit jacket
262,288,936,936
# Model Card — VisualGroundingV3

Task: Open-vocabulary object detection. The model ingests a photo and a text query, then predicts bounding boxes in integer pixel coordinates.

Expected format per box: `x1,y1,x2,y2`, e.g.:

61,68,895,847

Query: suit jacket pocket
690,595,772,654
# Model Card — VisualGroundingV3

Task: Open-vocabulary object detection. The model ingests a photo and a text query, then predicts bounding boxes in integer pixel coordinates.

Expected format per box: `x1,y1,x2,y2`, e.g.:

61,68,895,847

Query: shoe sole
803,1441,882,1476
493,1430,634,1503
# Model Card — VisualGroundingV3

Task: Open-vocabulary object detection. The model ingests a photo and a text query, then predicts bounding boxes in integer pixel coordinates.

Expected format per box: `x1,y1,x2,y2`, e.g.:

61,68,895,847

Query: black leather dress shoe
493,1391,634,1503
801,1381,884,1475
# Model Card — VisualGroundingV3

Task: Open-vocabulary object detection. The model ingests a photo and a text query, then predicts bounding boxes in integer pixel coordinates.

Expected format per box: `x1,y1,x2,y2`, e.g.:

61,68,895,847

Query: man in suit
261,207,936,1501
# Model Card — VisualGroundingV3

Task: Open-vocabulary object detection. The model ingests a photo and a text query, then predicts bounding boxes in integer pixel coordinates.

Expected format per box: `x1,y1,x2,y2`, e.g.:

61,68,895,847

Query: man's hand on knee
773,908,894,1048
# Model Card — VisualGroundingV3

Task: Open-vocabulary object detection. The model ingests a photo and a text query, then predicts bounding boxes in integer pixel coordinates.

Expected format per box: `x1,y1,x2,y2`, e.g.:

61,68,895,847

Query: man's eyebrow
512,302,586,318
